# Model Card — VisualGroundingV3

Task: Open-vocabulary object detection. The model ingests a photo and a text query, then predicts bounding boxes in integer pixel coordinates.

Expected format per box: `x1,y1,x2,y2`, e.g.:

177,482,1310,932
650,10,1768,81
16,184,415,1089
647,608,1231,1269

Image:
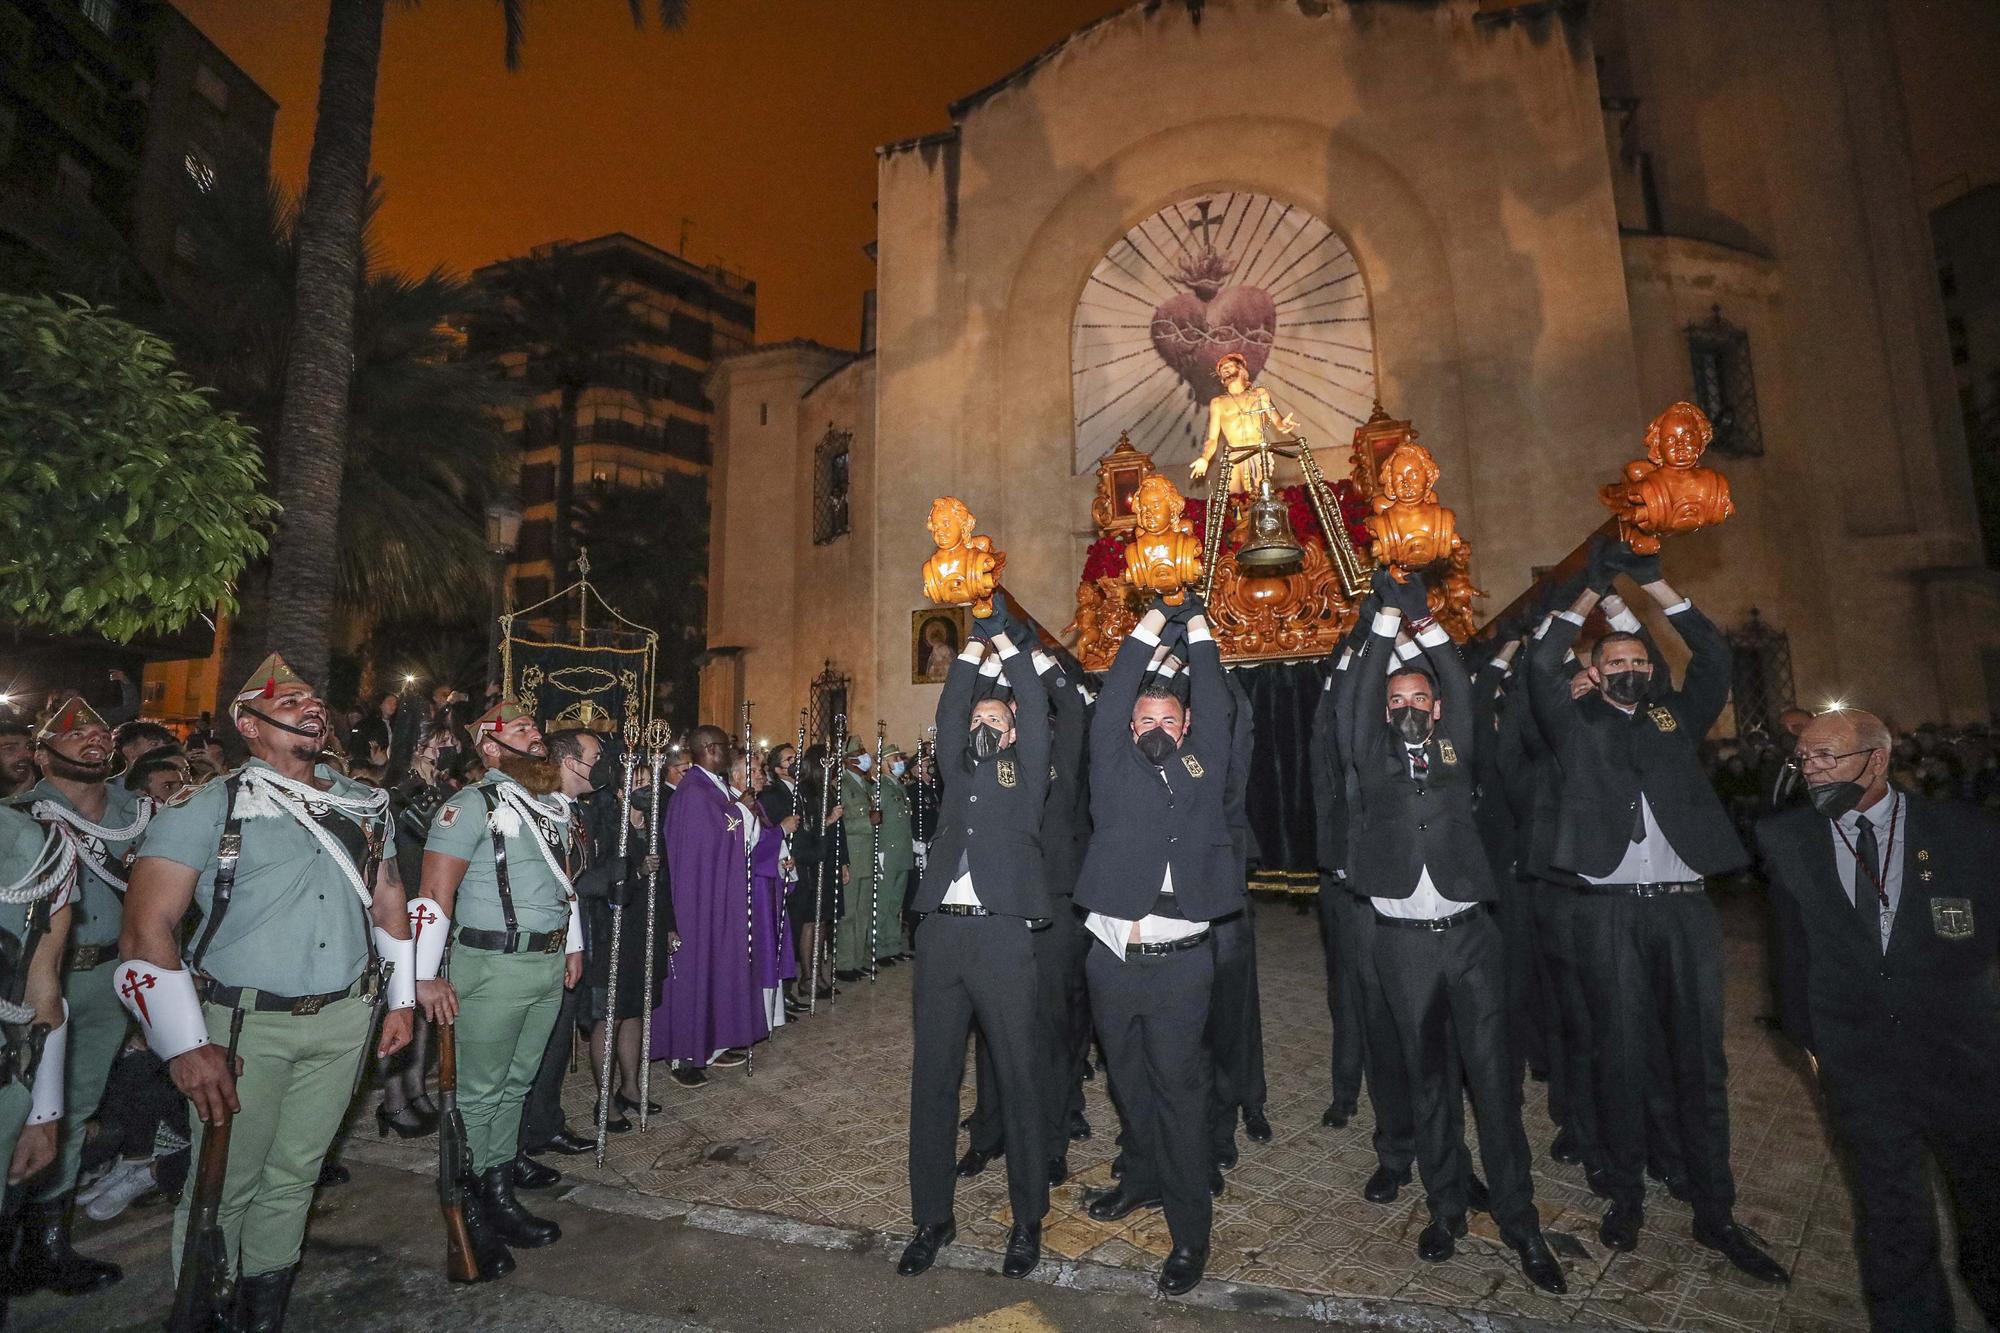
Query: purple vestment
650,767,767,1063
750,800,796,990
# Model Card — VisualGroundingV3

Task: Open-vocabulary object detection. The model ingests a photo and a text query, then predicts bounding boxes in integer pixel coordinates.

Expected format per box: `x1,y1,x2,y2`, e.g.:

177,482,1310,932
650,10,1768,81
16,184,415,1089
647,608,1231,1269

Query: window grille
1687,306,1763,458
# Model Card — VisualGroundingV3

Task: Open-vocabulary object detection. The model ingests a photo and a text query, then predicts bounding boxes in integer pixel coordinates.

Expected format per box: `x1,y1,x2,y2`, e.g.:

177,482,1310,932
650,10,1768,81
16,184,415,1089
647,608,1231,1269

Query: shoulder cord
29,798,152,890
491,783,576,895
238,767,387,910
0,826,75,906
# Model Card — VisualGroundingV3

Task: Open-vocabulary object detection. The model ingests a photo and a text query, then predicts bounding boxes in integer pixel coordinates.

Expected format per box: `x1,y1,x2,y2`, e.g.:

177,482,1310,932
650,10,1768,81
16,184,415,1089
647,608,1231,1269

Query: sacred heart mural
1071,193,1377,474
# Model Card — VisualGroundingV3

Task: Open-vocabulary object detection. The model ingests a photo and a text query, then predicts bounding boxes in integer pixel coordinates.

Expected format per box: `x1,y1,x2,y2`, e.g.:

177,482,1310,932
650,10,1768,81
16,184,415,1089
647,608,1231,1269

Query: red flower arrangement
1081,534,1129,582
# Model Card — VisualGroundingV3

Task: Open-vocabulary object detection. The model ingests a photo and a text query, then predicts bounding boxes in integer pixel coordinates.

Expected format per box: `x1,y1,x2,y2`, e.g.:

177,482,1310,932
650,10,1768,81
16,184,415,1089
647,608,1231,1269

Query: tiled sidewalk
359,888,1982,1330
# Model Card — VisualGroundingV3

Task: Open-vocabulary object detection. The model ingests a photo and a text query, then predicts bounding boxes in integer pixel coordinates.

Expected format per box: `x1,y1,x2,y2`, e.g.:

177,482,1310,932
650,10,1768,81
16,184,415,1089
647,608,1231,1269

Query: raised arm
1090,604,1171,760
1037,651,1086,788
994,631,1051,783
933,639,986,776
1184,603,1228,771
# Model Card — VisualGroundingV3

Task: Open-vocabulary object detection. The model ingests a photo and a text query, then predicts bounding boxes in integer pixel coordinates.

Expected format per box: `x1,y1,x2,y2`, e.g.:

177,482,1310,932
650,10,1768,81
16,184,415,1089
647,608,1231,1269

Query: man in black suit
1525,539,1785,1282
897,595,1052,1282
790,742,848,1006
1207,667,1271,1172
1348,569,1564,1292
1759,708,2000,1331
1074,593,1237,1295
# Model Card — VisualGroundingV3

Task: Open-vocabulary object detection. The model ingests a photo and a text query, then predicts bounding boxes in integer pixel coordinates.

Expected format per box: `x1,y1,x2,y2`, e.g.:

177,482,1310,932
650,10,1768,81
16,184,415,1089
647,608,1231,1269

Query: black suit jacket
1037,658,1088,898
1223,667,1260,874
1076,623,1240,921
1342,615,1495,903
1526,602,1747,880
912,644,1051,918
1758,797,2000,1073
1470,658,1526,884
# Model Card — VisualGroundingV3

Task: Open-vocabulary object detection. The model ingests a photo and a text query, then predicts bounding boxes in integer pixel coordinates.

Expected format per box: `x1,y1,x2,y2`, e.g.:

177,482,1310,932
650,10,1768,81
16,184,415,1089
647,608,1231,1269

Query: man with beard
417,700,582,1281
896,597,1052,1282
9,698,151,1297
1526,540,1786,1282
118,655,417,1328
0,721,35,800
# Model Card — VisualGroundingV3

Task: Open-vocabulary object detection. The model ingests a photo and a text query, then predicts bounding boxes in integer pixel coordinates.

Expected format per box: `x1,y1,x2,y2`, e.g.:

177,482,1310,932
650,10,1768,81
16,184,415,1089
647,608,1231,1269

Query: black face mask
1389,706,1433,746
969,723,1006,762
1808,779,1867,820
1135,727,1177,766
587,751,620,792
1601,670,1650,707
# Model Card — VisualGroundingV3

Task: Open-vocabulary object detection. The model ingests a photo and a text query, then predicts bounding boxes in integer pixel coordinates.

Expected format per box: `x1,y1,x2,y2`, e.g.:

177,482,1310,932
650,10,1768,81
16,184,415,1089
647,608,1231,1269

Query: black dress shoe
1086,1185,1162,1222
1158,1245,1207,1295
615,1092,664,1115
1600,1201,1642,1252
455,1185,517,1283
1207,1167,1225,1198
1505,1230,1568,1294
1109,1153,1125,1180
316,1159,350,1188
1002,1223,1041,1279
477,1165,560,1248
513,1152,561,1191
1549,1127,1581,1164
1048,1157,1069,1187
1363,1165,1410,1204
1068,1111,1091,1141
591,1103,633,1134
1417,1214,1467,1263
1242,1108,1272,1142
671,1067,708,1089
896,1221,954,1276
1321,1102,1354,1129
1215,1140,1238,1171
1693,1219,1791,1284
529,1128,595,1156
1467,1172,1489,1213
955,1145,1001,1177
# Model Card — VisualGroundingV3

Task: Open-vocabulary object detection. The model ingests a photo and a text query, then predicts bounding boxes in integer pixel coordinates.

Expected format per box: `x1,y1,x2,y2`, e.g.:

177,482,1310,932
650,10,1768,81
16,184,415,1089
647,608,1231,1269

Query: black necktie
1408,746,1428,781
1853,817,1881,944
1630,799,1648,844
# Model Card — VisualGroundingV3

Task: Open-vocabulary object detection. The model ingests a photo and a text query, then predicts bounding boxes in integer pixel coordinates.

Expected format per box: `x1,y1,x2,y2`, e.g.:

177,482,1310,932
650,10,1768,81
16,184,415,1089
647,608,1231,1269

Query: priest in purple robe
651,725,767,1087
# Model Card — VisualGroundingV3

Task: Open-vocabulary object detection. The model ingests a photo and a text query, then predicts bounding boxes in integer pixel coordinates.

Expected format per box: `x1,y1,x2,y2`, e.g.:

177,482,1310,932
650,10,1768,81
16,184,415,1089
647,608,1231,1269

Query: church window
813,427,851,544
1686,307,1763,459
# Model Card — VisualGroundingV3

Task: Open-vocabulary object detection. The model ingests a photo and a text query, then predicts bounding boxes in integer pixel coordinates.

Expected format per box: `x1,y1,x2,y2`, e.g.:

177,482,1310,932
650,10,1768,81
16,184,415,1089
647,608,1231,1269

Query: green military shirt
840,768,874,866
423,774,572,934
136,761,387,995
878,773,916,877
0,805,69,952
12,778,145,950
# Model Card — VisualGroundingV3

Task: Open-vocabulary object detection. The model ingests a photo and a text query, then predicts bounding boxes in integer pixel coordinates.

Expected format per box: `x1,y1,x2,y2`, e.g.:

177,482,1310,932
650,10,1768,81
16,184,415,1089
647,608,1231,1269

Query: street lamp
485,502,523,693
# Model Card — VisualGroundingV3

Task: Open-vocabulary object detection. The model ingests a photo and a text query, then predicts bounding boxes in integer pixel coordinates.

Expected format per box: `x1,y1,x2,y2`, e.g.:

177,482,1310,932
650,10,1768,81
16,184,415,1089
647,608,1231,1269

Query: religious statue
1189,352,1297,495
1599,401,1736,554
1364,441,1465,576
920,496,1005,618
1124,474,1203,605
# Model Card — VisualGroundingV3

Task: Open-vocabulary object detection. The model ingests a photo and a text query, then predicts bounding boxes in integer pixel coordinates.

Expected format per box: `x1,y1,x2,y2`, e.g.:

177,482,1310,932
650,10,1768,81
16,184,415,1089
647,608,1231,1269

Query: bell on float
1235,485,1306,575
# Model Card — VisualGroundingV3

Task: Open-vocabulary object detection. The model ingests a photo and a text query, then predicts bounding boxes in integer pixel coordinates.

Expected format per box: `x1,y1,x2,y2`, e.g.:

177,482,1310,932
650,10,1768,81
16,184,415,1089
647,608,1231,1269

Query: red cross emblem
120,968,155,1024
410,902,439,944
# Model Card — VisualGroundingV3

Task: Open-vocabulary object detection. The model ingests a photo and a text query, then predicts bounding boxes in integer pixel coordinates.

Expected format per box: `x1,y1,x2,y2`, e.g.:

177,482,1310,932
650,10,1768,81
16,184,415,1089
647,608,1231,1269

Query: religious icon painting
912,607,969,685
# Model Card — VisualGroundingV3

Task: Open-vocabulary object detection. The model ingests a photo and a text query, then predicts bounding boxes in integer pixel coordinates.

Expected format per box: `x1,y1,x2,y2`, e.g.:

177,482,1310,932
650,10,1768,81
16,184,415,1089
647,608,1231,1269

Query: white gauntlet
25,1002,68,1126
373,928,416,1011
112,959,208,1061
565,893,584,955
406,896,449,981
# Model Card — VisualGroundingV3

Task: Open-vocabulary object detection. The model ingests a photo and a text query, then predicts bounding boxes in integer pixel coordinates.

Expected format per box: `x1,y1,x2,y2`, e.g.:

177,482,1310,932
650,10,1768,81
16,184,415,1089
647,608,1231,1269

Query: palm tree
475,250,655,609
261,0,690,687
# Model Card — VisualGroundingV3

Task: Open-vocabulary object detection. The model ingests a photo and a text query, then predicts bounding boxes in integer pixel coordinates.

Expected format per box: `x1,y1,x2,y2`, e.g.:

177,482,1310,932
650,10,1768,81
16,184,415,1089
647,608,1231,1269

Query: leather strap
187,775,246,974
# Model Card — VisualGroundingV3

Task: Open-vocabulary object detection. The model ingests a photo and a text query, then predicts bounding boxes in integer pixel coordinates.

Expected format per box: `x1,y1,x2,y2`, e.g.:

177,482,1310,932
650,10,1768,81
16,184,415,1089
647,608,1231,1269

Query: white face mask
855,752,873,773
890,759,907,778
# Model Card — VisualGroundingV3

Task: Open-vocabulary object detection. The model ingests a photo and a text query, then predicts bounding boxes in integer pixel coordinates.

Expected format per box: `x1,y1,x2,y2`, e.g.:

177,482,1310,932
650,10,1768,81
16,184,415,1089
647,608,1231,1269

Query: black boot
9,1196,122,1295
477,1165,560,1248
455,1181,516,1283
237,1263,298,1332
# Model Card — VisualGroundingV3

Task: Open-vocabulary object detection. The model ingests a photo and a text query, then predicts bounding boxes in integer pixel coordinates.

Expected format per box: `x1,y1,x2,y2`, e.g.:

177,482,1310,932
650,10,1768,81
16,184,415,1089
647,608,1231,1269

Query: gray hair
1814,707,1891,752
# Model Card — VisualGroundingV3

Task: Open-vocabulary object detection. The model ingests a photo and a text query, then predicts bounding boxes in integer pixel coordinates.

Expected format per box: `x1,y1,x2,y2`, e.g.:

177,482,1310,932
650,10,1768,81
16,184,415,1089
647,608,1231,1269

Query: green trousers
0,1079,30,1184
449,945,561,1174
834,864,910,971
34,962,126,1202
172,995,372,1279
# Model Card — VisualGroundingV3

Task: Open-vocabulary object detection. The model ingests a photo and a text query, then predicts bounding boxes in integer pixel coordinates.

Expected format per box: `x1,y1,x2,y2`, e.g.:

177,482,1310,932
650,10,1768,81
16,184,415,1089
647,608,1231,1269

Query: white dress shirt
1831,790,1904,954
1371,743,1465,921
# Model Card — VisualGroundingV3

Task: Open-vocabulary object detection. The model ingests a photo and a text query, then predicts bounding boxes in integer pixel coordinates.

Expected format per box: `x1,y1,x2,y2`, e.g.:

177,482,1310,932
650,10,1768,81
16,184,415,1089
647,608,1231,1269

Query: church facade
703,0,1993,749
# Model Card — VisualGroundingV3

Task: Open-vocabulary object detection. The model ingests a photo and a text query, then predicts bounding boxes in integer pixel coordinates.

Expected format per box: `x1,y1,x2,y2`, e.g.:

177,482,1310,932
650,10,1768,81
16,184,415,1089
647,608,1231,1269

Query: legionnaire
1525,539,1787,1282
875,743,917,963
10,697,149,1297
833,740,879,979
417,700,583,1280
1074,593,1238,1296
1345,570,1564,1292
897,596,1054,1282
117,654,417,1329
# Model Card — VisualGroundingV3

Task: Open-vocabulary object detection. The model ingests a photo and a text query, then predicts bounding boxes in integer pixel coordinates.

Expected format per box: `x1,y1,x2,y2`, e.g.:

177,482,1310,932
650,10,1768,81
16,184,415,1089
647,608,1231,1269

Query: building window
1949,316,1971,366
813,427,852,545
54,154,92,206
75,0,117,34
183,145,216,194
1724,609,1795,739
193,64,230,113
1686,306,1764,459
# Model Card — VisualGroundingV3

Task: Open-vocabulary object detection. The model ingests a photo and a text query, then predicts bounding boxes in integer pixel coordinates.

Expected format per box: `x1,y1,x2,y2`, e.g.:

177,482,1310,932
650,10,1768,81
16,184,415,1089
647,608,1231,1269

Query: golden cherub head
1378,442,1441,506
1131,475,1186,533
1644,402,1714,470
927,496,975,549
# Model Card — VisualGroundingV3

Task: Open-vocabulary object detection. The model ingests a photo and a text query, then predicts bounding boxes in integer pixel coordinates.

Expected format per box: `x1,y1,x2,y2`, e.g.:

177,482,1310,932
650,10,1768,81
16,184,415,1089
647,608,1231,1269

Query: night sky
175,0,1127,348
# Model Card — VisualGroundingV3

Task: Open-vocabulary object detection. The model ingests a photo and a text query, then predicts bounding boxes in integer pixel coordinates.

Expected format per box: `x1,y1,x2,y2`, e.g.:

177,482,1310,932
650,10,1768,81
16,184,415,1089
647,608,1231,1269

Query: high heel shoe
376,1105,434,1140
614,1092,662,1115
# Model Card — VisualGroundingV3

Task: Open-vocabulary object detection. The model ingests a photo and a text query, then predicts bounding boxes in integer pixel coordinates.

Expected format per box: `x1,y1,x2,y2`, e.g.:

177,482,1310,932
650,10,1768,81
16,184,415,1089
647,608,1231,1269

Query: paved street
14,886,1990,1331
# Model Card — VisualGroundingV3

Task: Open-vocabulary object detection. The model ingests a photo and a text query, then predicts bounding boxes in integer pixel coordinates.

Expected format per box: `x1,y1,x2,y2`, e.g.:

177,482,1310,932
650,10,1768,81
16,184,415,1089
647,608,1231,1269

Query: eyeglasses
1786,746,1879,775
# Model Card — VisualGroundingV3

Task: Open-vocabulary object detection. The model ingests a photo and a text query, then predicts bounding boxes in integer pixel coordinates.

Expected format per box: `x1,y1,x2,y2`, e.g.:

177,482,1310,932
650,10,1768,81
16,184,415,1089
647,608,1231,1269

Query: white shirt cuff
1414,622,1451,649
1556,610,1586,627
1371,610,1401,636
1187,617,1213,644
1661,598,1692,616
1130,623,1162,649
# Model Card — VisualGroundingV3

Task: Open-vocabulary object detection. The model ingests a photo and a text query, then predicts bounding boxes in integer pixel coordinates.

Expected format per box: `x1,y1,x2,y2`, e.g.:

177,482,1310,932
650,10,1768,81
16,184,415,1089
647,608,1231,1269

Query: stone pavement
341,885,1982,1331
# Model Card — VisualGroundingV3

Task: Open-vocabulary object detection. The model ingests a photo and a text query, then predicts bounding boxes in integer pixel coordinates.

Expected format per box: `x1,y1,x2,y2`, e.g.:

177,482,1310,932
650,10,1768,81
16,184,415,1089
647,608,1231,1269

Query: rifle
436,1021,478,1283
167,1008,244,1331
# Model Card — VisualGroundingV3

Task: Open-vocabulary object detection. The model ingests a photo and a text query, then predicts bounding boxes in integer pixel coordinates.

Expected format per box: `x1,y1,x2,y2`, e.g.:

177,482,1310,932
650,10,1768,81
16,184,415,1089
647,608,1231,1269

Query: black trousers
520,979,582,1149
1373,908,1538,1235
909,914,1049,1230
1497,881,1545,1090
1573,889,1732,1224
1317,875,1367,1113
1088,935,1214,1253
1345,887,1421,1174
1206,903,1268,1158
1533,880,1595,1163
966,916,1071,1169
1820,1047,2000,1332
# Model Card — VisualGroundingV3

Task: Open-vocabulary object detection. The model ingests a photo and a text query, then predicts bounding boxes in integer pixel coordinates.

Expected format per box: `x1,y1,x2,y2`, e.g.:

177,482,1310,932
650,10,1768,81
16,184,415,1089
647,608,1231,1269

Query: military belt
1127,930,1210,957
1582,880,1705,897
197,975,367,1017
455,925,567,955
1373,905,1483,932
68,943,115,971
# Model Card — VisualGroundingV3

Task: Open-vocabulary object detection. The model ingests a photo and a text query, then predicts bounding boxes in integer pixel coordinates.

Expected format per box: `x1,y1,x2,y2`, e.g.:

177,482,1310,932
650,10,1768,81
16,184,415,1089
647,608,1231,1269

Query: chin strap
235,706,325,740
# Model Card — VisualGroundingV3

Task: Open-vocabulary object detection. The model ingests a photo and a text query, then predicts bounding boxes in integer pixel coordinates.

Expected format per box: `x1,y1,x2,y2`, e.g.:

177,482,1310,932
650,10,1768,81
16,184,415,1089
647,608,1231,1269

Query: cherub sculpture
920,496,1005,618
1363,441,1467,579
1599,401,1736,554
1124,475,1204,605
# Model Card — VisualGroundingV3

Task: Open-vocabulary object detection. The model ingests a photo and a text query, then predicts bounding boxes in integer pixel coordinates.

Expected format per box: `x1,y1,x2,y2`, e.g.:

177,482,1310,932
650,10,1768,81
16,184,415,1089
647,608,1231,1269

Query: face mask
855,752,873,774
1601,670,1649,707
1135,727,1177,766
890,759,907,778
1807,779,1865,820
969,723,1006,762
1389,706,1433,746
587,752,619,791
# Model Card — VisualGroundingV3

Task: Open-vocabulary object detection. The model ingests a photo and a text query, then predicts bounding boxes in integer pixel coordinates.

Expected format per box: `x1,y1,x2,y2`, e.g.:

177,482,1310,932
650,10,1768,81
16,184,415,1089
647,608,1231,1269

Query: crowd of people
0,534,1994,1330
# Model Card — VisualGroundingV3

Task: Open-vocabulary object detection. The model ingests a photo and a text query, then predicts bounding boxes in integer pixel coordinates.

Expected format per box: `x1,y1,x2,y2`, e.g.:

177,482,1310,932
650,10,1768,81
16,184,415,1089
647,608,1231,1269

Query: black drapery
1231,660,1324,890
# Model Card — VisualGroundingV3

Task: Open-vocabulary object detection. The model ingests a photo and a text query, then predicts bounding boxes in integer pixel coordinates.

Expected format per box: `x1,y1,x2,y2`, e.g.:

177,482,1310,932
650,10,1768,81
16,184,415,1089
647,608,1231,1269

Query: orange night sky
175,0,1127,347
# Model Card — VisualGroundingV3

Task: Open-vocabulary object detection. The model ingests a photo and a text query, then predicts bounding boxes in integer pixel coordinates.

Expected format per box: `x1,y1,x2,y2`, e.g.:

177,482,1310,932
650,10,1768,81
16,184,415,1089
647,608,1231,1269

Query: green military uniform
425,771,571,1176
833,758,915,972
12,777,147,1203
0,805,68,1185
140,757,389,1282
876,766,916,953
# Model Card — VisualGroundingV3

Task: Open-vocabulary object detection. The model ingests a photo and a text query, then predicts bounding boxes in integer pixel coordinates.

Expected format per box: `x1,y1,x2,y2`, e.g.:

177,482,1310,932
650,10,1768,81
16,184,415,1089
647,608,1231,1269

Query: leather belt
456,925,568,955
198,975,366,1017
930,904,990,917
1127,930,1210,957
1374,905,1483,932
69,944,114,972
1583,880,1705,897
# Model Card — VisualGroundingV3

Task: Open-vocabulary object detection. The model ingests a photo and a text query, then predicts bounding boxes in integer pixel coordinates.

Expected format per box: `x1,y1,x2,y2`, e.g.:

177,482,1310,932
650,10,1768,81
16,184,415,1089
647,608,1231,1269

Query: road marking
927,1300,1062,1332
